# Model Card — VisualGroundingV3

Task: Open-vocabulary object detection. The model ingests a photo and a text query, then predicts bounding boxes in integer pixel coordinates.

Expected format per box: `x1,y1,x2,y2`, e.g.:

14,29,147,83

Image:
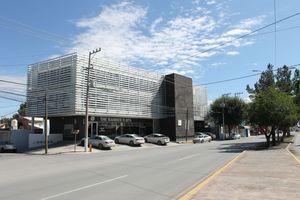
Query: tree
292,69,300,109
247,87,299,146
246,64,275,100
11,102,27,120
210,96,246,136
275,65,293,94
0,117,11,126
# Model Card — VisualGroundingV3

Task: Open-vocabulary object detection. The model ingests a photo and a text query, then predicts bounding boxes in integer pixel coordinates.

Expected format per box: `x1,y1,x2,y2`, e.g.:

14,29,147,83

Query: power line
0,95,24,102
0,90,26,97
0,110,19,118
273,0,277,68
200,73,261,86
0,79,27,86
199,64,300,86
0,16,69,44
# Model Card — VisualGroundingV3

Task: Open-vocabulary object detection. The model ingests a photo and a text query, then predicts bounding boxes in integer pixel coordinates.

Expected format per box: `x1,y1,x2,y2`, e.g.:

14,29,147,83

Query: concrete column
31,117,35,133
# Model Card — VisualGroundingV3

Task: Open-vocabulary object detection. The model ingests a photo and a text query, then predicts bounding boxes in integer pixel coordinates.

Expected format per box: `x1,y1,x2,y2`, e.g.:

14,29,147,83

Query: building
27,53,207,142
193,86,208,132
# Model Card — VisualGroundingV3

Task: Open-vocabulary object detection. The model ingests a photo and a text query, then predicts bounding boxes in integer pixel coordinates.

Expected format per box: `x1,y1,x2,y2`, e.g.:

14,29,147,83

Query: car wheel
115,139,119,144
144,138,148,143
200,140,204,143
209,139,211,142
81,140,84,146
98,143,104,150
157,140,162,145
0,148,4,153
129,141,134,146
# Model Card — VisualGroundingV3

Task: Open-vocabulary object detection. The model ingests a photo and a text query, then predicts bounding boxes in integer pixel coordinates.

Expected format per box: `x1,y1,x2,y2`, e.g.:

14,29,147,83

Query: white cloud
224,28,251,36
206,0,216,5
66,1,264,77
212,62,226,66
226,51,239,55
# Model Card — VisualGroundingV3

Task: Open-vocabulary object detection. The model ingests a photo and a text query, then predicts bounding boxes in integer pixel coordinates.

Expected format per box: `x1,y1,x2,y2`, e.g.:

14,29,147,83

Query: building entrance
88,122,98,137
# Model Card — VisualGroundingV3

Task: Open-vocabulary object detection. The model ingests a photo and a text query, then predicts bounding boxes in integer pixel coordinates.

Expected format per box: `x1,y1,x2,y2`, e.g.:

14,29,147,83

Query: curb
286,143,300,165
178,151,245,200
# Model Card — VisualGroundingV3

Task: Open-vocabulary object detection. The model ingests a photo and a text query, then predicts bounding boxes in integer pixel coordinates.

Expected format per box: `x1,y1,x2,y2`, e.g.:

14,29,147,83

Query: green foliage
292,69,300,95
247,87,299,128
11,102,27,120
0,117,11,125
210,96,246,130
253,63,275,94
275,65,293,94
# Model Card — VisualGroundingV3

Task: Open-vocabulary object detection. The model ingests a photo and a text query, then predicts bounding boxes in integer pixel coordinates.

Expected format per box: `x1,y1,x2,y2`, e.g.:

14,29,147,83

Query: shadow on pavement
217,141,267,153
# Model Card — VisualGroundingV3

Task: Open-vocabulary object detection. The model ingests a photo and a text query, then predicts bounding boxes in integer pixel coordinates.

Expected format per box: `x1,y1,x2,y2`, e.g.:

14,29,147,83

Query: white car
114,134,145,146
193,134,212,143
230,133,241,140
144,133,170,145
81,135,115,149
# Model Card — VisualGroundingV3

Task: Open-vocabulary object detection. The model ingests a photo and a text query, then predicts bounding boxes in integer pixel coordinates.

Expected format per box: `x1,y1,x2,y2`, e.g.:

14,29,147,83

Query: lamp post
84,48,101,152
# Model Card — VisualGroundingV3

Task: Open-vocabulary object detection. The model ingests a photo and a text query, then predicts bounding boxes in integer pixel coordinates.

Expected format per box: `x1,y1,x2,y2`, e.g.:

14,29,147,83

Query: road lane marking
178,151,245,200
178,153,202,161
41,175,128,200
286,143,300,165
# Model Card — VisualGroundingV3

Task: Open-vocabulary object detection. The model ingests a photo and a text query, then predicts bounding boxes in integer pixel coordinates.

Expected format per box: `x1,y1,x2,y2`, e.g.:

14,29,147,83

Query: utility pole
84,48,101,152
221,93,230,140
44,89,48,154
185,107,188,142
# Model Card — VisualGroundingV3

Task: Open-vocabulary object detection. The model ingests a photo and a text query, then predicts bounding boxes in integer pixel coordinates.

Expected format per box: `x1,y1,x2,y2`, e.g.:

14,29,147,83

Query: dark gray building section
160,73,194,142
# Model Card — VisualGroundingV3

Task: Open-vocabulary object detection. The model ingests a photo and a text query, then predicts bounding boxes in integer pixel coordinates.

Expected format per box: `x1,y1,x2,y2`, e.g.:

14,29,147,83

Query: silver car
193,134,212,143
0,141,17,153
230,133,241,140
81,135,115,149
114,134,145,146
144,133,170,145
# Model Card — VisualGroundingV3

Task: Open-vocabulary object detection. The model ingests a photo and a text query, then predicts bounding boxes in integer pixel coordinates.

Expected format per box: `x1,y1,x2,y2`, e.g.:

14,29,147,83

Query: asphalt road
0,136,265,200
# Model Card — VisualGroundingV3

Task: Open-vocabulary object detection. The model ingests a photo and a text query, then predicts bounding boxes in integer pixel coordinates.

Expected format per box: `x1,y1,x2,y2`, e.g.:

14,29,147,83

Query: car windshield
101,136,110,140
0,141,11,145
131,134,139,137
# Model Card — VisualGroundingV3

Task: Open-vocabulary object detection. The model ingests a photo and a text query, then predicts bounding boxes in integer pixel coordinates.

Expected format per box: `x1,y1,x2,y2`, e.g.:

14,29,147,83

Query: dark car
205,132,216,140
0,141,17,153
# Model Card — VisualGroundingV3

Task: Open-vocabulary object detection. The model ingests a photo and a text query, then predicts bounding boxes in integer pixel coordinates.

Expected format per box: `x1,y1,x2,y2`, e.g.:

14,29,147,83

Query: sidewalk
183,147,300,200
291,131,300,159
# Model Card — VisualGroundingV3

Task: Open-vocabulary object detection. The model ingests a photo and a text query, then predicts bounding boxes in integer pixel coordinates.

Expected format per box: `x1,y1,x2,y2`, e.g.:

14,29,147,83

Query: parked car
144,133,170,145
114,134,145,146
230,133,241,140
0,141,17,153
193,134,212,143
195,132,212,141
81,135,115,149
205,132,216,140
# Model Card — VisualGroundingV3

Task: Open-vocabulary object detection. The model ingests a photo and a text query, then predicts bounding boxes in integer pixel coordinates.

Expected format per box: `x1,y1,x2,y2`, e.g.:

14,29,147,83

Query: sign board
178,120,182,127
72,129,80,135
90,116,95,121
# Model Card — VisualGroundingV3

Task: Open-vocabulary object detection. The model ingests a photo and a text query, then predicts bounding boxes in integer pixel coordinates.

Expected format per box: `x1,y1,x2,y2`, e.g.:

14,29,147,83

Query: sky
0,0,300,118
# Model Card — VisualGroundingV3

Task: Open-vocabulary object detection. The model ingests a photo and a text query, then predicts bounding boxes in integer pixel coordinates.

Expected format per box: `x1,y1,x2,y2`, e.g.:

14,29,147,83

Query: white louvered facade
193,86,208,121
27,53,167,119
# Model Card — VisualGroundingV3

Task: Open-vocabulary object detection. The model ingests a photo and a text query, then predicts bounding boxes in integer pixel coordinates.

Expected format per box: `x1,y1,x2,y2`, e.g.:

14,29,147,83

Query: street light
84,48,101,152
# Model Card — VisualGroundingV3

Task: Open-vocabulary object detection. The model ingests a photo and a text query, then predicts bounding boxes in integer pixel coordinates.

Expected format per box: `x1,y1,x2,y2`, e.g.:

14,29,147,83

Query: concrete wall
10,130,31,152
10,130,63,152
29,134,63,149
